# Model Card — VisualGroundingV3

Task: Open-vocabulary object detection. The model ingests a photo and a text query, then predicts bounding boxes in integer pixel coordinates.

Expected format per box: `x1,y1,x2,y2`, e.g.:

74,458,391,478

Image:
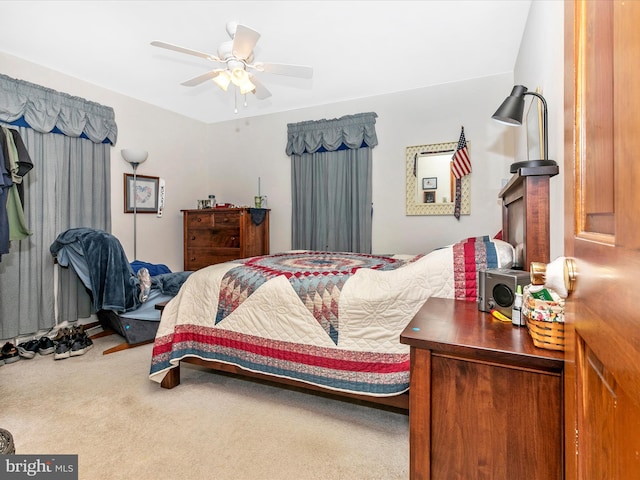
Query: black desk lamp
492,85,558,173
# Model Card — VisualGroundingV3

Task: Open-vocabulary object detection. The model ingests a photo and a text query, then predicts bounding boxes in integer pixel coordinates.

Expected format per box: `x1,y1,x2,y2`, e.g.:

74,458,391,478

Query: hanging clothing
8,128,33,205
0,146,10,259
1,126,33,243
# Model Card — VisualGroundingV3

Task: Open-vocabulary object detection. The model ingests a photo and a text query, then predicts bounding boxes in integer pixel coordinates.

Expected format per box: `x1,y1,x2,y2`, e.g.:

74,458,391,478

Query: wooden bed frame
160,355,410,411
157,167,556,411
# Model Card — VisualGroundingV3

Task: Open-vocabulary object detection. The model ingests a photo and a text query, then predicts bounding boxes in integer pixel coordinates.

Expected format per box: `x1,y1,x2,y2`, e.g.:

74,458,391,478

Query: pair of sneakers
53,326,93,360
16,335,55,359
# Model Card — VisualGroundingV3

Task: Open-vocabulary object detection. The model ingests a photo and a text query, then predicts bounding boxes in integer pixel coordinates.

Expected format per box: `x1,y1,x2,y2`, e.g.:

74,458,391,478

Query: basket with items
522,284,565,351
521,258,575,351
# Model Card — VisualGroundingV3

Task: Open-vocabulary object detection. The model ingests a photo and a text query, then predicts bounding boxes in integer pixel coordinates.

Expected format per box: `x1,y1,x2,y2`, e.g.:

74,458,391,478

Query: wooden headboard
498,165,559,270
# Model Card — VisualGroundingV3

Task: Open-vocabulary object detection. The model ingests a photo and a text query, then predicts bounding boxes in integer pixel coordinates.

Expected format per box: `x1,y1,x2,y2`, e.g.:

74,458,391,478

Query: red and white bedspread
150,238,514,396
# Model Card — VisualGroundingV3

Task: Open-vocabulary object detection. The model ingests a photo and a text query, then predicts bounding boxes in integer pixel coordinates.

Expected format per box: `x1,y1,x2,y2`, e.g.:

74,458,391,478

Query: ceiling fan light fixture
239,78,256,95
152,22,313,112
212,71,231,91
230,67,248,86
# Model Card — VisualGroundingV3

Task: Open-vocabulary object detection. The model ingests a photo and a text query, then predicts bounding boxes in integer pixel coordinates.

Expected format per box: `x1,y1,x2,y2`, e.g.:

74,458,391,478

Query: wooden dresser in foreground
400,298,564,480
182,208,269,271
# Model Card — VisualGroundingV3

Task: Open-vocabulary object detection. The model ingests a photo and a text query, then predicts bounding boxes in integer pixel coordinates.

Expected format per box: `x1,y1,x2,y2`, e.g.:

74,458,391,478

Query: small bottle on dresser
512,285,524,326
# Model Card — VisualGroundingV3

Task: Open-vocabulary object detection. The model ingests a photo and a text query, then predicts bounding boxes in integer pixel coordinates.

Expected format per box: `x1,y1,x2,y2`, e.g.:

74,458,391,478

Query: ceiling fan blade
180,70,223,87
232,24,261,60
151,41,221,62
254,62,313,79
249,75,272,100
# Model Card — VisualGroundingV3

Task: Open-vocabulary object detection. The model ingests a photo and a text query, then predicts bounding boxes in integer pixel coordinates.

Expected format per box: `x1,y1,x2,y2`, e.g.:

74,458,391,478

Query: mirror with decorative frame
405,141,471,216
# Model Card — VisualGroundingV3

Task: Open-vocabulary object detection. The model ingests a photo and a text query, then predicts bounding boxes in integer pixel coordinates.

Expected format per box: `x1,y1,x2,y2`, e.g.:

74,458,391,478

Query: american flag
451,127,471,179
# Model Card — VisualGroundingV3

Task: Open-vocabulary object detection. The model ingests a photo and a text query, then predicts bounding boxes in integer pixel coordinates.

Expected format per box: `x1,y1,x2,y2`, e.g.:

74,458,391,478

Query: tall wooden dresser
182,208,270,271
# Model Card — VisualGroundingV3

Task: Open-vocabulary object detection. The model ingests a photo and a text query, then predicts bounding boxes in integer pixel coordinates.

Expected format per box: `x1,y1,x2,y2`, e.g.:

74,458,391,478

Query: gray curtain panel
0,74,115,339
287,112,377,253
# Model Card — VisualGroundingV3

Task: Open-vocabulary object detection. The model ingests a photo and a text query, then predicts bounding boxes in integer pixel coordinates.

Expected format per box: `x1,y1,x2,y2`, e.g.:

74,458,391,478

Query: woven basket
0,428,15,454
522,286,565,351
525,317,565,351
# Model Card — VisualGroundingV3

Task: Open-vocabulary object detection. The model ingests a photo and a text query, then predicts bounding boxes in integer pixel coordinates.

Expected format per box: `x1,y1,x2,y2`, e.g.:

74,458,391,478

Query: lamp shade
491,85,528,125
121,149,148,165
213,71,231,91
239,77,256,95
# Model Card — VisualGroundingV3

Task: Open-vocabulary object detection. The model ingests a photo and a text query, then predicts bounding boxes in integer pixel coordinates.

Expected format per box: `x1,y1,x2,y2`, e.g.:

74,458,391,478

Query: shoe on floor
70,334,93,357
53,336,72,360
52,327,70,343
1,342,20,364
37,336,55,355
17,339,40,359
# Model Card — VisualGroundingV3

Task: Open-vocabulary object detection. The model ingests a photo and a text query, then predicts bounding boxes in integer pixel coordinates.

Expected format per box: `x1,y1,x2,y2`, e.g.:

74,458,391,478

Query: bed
149,236,516,408
50,228,191,354
148,167,556,410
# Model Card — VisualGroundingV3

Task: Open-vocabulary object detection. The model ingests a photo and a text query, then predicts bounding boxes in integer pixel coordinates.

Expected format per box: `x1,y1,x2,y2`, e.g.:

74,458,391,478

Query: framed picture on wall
424,191,436,203
422,177,437,190
124,174,159,213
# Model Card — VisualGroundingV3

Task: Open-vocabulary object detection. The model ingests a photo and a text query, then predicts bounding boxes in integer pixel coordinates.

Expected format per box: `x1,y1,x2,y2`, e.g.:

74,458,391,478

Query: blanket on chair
50,228,139,312
51,228,193,313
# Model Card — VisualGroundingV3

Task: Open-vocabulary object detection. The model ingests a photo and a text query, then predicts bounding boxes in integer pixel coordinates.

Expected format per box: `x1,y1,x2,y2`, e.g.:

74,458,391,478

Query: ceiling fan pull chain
234,88,238,114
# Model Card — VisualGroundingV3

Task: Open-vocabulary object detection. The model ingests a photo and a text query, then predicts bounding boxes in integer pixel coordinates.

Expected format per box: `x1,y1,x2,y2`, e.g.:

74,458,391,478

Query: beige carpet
0,334,409,480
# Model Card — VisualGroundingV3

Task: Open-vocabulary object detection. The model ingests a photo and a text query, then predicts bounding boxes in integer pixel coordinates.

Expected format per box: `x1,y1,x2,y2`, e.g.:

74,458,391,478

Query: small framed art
424,191,436,203
422,177,437,190
124,174,159,213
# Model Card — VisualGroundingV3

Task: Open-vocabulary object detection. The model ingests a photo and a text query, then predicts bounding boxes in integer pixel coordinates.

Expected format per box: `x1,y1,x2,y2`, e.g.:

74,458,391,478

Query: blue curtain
287,112,377,253
0,74,116,339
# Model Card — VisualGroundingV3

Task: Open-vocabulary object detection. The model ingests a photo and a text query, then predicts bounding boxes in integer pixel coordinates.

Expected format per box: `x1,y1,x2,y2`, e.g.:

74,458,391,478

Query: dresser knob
191,236,196,241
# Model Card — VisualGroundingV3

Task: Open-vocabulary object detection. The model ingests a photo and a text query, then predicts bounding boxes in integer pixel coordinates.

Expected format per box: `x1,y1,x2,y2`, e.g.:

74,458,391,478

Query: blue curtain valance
0,73,117,145
286,112,378,155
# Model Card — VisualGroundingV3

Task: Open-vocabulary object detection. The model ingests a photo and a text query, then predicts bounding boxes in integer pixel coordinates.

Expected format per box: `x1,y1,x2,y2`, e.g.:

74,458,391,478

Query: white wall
2,50,521,270
205,73,516,256
513,0,565,259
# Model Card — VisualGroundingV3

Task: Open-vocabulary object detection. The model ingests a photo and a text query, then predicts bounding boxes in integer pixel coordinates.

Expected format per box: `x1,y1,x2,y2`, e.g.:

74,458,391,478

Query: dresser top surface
181,208,270,213
401,297,563,367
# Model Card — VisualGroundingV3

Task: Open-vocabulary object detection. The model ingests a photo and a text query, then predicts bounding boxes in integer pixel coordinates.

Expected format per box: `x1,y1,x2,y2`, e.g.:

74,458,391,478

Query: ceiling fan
151,21,313,110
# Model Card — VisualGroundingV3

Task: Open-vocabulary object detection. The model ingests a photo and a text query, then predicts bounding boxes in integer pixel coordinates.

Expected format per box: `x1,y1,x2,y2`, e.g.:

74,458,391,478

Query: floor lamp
121,149,148,261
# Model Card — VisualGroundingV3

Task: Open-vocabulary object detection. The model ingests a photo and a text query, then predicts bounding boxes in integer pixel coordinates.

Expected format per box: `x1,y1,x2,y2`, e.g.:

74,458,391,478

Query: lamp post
121,149,148,260
492,85,558,173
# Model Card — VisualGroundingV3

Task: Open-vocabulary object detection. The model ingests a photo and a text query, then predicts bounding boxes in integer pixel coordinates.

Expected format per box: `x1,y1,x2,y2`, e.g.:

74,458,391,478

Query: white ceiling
0,1,532,124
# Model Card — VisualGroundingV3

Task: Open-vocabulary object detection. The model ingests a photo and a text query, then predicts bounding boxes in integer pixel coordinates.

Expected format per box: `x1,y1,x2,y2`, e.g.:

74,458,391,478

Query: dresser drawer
185,211,214,228
185,228,240,248
184,249,240,271
185,211,240,229
211,211,240,227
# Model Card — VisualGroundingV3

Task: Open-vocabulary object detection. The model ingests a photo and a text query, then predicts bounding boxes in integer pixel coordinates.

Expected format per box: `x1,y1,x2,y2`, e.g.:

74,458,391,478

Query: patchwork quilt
150,239,512,396
215,252,410,344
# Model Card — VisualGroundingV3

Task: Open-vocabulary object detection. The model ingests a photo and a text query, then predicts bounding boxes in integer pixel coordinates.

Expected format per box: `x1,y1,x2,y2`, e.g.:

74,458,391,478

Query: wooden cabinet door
564,1,640,478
